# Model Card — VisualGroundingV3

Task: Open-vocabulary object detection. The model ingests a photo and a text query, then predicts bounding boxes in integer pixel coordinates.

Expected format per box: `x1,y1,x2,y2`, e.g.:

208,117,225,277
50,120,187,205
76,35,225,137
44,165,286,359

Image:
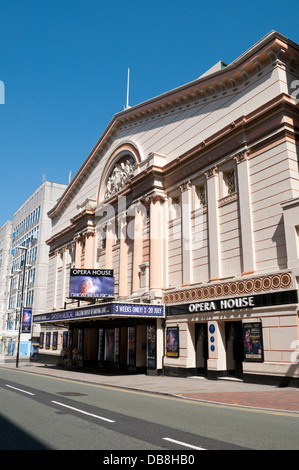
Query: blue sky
0,0,298,227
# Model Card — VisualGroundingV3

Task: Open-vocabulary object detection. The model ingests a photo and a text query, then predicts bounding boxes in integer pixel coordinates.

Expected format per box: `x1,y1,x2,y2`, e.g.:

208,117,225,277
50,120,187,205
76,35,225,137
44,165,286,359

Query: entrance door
195,323,208,376
225,321,244,378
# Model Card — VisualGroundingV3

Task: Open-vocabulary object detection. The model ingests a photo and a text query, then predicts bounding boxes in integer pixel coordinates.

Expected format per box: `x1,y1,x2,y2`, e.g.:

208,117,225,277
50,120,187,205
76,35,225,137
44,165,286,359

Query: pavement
1,359,299,414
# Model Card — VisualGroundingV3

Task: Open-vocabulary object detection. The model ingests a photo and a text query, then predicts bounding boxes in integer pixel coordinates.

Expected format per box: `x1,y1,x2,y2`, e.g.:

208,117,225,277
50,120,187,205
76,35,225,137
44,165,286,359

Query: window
223,169,236,195
196,183,206,207
170,196,181,219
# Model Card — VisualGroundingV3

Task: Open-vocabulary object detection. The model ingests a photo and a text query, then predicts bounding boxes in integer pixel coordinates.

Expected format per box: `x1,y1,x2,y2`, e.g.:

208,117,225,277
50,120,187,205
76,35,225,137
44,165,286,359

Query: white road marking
51,401,115,423
163,437,206,450
5,384,35,396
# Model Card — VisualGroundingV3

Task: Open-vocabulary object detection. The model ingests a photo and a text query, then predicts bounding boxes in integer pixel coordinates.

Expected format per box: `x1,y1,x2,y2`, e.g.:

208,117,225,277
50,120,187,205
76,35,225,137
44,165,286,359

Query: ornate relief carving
104,155,135,199
163,273,293,305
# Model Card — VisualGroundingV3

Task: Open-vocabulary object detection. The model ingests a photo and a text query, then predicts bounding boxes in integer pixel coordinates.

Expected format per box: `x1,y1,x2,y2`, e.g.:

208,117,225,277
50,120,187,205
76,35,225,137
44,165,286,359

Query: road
1,367,299,455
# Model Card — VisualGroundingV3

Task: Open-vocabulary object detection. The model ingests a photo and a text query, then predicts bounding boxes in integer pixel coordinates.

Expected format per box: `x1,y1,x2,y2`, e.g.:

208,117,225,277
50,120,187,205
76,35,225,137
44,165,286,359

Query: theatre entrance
195,323,208,376
69,319,157,373
225,321,244,378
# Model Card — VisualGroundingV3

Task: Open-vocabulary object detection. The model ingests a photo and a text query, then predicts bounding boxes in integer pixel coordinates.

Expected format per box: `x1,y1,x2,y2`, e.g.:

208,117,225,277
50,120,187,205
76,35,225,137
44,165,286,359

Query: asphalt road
1,367,299,455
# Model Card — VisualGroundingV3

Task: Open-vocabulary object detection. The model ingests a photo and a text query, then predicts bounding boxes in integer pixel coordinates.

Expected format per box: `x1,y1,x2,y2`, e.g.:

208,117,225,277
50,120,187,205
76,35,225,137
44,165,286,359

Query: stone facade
35,31,299,384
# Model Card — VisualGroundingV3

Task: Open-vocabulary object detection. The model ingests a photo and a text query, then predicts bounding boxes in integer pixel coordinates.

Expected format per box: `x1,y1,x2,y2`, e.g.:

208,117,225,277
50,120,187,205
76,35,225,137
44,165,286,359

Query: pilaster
205,166,221,281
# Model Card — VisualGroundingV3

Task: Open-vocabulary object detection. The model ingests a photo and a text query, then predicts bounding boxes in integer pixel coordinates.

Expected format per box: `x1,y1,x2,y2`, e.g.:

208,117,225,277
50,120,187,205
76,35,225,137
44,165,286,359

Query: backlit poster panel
78,329,83,361
166,327,179,357
69,269,114,299
45,332,50,350
22,308,32,333
243,322,264,362
63,331,68,349
146,325,156,368
98,328,104,362
127,327,136,365
105,329,115,362
52,332,58,350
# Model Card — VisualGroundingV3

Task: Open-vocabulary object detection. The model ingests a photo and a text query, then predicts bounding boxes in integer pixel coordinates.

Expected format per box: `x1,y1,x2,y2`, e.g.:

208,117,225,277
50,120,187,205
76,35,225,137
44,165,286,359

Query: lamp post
16,245,28,368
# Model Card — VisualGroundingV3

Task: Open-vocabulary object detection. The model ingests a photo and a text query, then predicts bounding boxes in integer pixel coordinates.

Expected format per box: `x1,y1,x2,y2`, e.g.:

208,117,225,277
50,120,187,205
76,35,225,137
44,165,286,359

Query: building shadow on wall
271,216,288,271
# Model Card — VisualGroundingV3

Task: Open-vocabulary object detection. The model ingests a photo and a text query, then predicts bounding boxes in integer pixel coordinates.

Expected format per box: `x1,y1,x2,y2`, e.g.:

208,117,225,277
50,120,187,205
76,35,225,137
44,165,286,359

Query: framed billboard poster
166,327,179,357
22,308,32,333
69,269,114,299
243,322,264,362
127,327,136,366
52,332,58,350
146,325,156,369
45,332,51,350
62,331,68,349
39,332,44,349
105,329,115,362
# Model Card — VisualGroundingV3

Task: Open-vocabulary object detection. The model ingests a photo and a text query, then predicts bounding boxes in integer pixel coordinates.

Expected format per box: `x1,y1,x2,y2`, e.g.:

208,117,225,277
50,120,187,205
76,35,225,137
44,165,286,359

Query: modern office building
0,221,13,357
35,31,299,385
2,181,67,358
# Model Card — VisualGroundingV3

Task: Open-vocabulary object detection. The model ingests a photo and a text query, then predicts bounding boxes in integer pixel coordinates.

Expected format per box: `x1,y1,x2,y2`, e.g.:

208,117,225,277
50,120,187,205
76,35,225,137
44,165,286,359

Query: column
84,230,95,268
149,194,165,291
118,213,128,297
105,222,114,270
205,167,221,281
132,203,145,293
61,247,68,305
74,235,82,268
52,251,59,310
180,181,193,286
207,321,226,375
235,151,255,275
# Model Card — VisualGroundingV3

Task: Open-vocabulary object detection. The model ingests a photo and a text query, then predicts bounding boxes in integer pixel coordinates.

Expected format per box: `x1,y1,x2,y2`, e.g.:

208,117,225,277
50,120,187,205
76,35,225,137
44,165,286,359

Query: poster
166,327,179,357
63,331,68,349
69,269,114,299
105,329,115,362
98,328,104,361
39,332,44,348
243,322,263,362
78,329,83,360
115,328,120,363
52,332,58,350
146,325,156,368
127,327,136,365
45,332,50,350
22,308,32,333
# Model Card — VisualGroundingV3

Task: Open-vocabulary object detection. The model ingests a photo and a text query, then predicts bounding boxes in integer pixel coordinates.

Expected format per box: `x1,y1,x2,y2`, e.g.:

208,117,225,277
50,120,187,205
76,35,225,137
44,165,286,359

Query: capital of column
180,180,192,193
205,166,219,179
234,149,249,164
145,191,167,205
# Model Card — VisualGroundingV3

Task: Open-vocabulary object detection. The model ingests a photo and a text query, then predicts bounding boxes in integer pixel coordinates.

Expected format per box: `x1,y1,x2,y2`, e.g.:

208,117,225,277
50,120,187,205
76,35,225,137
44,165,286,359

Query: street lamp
15,245,28,368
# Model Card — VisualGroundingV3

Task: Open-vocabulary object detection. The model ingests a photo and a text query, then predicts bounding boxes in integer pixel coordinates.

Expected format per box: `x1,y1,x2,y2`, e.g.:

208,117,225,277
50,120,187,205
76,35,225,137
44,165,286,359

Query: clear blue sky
0,0,298,227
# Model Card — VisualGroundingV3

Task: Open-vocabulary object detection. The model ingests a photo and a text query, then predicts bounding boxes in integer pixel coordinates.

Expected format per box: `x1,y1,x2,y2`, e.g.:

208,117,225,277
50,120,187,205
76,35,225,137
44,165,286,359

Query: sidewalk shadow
277,362,299,388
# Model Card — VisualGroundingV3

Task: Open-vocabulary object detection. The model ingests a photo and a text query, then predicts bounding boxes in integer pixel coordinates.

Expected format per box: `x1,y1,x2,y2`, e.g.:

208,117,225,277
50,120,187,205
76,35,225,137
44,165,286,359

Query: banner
22,308,32,333
166,327,179,357
243,322,264,362
69,268,114,299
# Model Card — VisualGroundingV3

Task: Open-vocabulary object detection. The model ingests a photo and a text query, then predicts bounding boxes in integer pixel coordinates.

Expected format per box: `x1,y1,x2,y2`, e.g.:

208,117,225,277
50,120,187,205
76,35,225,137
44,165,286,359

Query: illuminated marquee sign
166,290,298,316
69,268,114,299
33,303,164,323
